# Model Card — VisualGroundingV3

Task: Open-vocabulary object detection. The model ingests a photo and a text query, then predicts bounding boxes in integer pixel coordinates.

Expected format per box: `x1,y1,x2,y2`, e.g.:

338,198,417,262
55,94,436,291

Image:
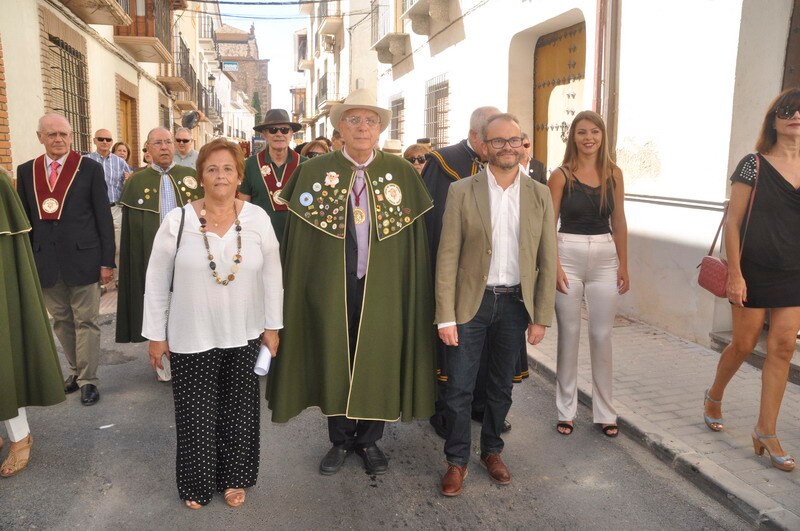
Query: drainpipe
593,0,620,155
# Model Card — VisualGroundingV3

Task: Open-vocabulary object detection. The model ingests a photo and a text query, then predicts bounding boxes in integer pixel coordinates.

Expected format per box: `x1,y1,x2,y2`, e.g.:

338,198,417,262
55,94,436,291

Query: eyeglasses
522,143,531,149
406,156,426,164
266,126,292,135
150,140,173,147
776,106,800,119
95,137,113,143
486,137,524,149
42,132,71,140
341,116,381,128
175,138,192,144
306,151,325,158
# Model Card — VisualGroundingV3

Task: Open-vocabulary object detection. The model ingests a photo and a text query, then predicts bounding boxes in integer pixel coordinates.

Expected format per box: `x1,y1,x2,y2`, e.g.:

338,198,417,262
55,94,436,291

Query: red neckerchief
33,151,82,220
258,149,299,211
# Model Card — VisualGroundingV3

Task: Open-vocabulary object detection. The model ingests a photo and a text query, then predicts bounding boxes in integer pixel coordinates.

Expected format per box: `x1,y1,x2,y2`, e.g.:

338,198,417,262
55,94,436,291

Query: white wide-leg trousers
555,233,619,424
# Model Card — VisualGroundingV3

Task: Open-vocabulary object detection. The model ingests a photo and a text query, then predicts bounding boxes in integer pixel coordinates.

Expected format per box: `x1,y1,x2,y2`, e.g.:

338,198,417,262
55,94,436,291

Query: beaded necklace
199,202,242,286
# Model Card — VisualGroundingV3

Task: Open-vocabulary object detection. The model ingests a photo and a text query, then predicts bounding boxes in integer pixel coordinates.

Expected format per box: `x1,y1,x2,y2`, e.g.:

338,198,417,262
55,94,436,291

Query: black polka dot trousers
171,337,261,506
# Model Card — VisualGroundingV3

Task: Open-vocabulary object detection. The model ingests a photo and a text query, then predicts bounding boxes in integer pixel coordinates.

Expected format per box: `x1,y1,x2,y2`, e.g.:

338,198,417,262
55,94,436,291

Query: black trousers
171,338,261,505
327,274,385,447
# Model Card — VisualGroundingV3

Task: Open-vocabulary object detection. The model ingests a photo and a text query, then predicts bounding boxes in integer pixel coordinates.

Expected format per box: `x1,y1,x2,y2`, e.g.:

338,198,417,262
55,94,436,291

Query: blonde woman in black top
548,111,629,437
703,89,800,472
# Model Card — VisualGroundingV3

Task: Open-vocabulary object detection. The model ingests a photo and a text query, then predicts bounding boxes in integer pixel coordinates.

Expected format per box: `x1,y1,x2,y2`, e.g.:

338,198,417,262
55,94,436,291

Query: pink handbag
698,155,760,297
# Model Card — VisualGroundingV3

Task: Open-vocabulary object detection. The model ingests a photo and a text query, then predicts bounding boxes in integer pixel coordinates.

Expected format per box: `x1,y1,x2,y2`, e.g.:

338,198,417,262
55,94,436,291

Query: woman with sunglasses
548,110,629,438
703,89,800,472
404,143,431,175
240,109,306,243
300,139,330,159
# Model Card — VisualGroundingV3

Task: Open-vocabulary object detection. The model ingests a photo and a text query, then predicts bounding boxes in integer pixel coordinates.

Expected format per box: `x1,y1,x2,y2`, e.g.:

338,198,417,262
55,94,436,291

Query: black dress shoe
356,444,388,475
472,410,512,433
429,414,449,440
80,384,100,406
64,375,79,394
319,445,350,475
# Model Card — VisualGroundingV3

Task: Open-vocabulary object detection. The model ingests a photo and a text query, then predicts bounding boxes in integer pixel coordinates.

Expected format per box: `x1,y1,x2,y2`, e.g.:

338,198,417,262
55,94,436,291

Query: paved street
529,314,800,529
0,298,749,530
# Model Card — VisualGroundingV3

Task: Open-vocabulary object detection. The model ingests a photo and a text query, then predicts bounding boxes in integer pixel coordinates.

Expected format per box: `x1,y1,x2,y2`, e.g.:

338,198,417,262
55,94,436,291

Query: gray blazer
435,168,557,326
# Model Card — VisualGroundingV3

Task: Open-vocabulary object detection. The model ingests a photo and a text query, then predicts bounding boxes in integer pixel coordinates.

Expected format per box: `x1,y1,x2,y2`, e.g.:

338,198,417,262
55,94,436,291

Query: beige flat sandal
185,500,202,510
224,488,245,508
0,434,33,478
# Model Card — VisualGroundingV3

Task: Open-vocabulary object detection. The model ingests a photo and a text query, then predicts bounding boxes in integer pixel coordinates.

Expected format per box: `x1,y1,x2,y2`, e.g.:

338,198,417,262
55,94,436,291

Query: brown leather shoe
480,453,511,485
440,464,468,497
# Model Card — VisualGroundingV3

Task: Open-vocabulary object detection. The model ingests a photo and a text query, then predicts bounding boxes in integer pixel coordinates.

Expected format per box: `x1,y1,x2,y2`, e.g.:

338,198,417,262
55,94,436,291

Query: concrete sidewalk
528,315,800,529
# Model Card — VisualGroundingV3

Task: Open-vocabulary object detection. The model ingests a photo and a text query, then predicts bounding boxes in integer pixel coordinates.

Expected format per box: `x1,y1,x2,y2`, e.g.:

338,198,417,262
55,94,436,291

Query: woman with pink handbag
703,88,800,472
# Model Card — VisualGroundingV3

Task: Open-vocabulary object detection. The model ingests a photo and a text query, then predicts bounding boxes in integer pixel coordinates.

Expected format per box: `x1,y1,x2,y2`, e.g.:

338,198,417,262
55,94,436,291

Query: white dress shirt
142,202,283,353
486,165,521,287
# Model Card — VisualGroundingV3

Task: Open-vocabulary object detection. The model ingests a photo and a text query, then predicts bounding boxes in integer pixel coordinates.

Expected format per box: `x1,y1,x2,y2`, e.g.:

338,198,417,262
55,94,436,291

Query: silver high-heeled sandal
752,430,795,472
703,389,723,432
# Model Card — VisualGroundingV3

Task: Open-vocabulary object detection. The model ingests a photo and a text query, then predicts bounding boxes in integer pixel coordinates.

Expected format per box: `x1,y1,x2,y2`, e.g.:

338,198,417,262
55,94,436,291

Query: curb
527,347,800,530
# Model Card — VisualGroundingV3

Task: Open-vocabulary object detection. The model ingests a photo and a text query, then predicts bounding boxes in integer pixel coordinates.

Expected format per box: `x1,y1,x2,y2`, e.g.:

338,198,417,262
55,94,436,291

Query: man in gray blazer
435,113,556,496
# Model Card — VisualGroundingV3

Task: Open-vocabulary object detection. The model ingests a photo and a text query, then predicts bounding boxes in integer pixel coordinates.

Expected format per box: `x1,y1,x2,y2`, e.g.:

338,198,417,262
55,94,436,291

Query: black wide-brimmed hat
253,108,301,133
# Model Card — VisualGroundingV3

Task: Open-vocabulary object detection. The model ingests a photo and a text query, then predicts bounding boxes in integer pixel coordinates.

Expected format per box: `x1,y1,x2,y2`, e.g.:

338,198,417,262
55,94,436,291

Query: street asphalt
0,314,750,530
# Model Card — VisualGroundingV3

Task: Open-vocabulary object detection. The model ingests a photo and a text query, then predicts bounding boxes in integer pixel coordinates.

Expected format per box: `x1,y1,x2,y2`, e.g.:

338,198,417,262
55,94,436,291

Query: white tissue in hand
254,344,272,375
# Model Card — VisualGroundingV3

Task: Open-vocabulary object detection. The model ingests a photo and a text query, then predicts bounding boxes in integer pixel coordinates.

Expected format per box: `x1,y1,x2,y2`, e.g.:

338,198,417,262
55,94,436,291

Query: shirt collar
151,162,176,174
486,165,521,191
341,148,376,169
45,153,69,168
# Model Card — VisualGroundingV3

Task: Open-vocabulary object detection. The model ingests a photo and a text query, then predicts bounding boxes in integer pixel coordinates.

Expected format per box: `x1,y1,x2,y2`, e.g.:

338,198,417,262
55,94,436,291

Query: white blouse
142,202,283,354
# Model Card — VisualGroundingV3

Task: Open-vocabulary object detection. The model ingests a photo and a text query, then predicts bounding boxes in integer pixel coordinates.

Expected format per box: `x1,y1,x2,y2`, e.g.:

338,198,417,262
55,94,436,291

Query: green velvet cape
267,150,436,422
0,173,64,420
115,165,201,342
240,149,306,243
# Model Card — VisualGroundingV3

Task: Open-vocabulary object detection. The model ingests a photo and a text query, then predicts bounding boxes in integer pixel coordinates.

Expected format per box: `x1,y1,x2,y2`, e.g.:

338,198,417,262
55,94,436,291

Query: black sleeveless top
559,172,614,235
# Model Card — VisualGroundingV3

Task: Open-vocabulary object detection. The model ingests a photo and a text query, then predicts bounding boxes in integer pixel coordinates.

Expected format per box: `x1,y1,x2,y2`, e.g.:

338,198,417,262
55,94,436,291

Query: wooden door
119,93,133,145
533,22,586,171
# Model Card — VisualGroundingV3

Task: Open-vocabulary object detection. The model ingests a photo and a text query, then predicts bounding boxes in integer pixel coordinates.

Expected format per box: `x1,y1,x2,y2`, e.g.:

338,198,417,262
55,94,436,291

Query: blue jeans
443,289,528,466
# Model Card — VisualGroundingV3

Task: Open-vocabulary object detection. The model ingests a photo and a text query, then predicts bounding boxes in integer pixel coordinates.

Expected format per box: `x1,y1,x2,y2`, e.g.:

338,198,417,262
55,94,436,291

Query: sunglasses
406,156,426,164
95,137,112,142
306,151,325,158
175,138,192,144
776,106,800,119
142,148,148,153
523,143,531,149
267,126,292,135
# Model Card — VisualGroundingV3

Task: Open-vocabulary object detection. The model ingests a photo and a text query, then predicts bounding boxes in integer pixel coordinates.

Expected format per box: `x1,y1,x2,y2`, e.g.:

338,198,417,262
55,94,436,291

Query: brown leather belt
486,285,521,295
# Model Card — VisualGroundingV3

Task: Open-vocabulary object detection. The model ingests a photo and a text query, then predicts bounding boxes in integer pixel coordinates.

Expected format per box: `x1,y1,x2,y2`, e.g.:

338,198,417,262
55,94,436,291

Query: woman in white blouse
143,139,282,509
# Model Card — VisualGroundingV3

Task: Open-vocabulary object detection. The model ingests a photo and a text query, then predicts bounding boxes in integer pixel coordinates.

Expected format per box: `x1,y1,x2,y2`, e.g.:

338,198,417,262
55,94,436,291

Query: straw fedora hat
253,108,301,133
382,138,402,154
329,89,392,133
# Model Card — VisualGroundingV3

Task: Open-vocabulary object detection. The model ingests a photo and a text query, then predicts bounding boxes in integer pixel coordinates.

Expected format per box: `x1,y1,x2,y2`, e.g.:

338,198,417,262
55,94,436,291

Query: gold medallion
42,198,59,214
353,207,366,225
183,176,198,189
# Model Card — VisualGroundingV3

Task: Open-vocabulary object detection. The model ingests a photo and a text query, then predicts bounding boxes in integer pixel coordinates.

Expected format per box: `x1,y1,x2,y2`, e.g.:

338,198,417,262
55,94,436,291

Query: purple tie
351,166,370,278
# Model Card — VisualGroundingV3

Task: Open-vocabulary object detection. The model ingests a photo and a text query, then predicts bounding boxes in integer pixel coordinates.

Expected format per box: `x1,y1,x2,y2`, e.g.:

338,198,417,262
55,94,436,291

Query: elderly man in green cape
239,108,306,243
268,90,436,476
0,167,65,477
115,127,203,345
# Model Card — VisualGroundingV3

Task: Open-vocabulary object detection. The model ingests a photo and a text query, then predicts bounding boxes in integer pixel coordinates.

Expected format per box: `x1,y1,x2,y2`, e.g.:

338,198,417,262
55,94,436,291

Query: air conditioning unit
321,35,335,53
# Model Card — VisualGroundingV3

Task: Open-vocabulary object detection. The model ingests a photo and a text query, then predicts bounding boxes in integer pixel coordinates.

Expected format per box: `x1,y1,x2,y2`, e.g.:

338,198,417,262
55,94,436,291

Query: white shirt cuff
437,321,456,330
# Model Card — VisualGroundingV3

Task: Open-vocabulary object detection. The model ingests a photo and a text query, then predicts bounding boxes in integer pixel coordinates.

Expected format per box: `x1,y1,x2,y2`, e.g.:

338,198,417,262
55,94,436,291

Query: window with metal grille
390,95,404,145
424,75,449,150
160,105,171,129
48,35,90,153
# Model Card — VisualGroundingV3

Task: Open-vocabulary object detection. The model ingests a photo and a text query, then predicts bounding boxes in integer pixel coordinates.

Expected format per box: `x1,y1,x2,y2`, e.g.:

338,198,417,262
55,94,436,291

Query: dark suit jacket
16,153,115,288
528,158,547,185
421,139,482,275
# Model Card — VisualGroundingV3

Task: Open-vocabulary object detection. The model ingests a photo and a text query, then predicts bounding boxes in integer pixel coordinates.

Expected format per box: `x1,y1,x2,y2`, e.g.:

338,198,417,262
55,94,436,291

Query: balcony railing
371,0,390,45
315,72,339,109
402,0,417,11
113,0,172,63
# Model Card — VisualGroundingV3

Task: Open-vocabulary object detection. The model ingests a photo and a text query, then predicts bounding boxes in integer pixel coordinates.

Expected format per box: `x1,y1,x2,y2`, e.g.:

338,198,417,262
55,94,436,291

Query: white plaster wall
1,0,46,168
615,0,793,343
371,0,794,344
376,0,598,147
